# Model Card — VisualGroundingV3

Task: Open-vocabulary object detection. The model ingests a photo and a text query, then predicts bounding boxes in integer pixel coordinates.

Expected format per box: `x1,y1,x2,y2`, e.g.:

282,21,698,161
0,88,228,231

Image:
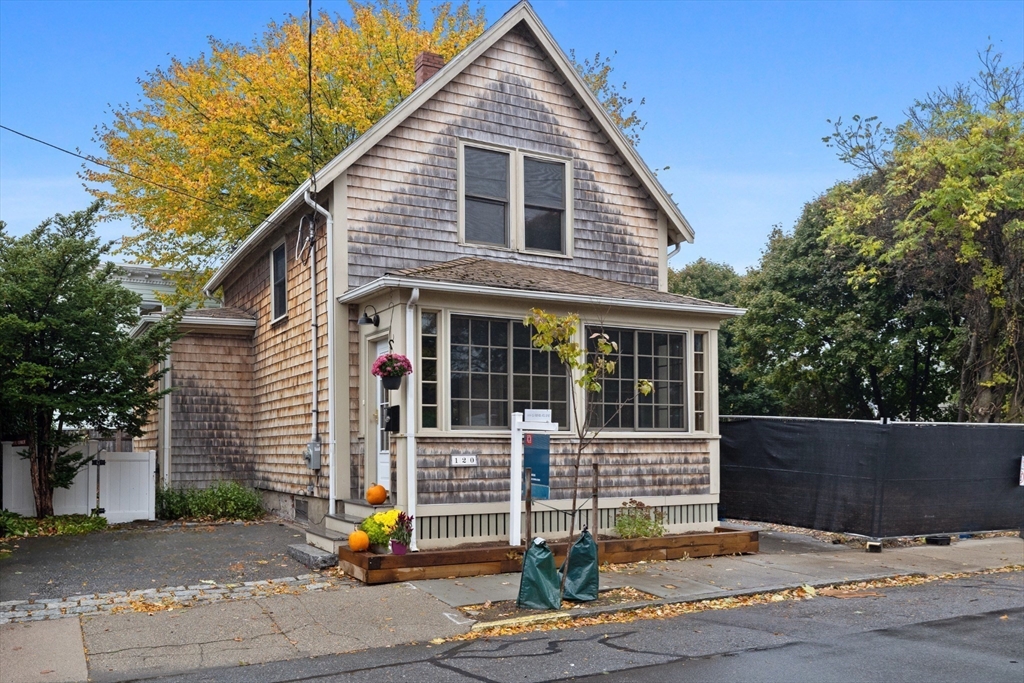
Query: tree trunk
28,417,55,518
558,442,585,598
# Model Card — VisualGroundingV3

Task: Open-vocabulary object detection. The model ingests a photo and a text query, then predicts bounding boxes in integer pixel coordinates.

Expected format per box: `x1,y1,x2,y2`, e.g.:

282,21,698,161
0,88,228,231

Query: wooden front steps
336,526,758,585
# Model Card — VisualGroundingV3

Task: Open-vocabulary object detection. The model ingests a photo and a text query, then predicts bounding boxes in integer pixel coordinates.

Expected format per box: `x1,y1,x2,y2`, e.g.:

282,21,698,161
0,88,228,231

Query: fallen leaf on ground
818,588,885,599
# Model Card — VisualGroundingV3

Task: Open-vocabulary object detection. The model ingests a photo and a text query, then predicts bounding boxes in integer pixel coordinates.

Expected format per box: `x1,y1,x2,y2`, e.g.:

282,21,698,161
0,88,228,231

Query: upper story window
460,142,572,256
271,242,287,321
523,157,565,252
464,147,510,247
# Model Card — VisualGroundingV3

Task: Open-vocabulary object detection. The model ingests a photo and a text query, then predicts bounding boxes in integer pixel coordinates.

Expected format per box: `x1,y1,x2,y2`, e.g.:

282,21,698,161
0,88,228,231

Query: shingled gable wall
344,24,665,291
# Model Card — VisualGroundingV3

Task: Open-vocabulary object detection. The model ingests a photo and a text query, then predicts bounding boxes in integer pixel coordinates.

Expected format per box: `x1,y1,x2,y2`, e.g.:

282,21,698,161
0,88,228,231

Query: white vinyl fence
2,441,155,523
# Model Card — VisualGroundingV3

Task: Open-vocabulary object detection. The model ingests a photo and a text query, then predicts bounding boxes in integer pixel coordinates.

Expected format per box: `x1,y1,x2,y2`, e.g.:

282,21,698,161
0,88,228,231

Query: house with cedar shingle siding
142,1,743,548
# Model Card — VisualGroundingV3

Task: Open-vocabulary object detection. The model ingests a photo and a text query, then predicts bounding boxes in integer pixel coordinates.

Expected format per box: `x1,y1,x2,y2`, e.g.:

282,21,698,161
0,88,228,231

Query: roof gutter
338,276,745,317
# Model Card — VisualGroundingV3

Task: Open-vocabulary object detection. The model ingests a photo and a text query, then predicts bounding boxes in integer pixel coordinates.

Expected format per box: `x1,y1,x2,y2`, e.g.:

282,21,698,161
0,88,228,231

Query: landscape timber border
336,525,758,584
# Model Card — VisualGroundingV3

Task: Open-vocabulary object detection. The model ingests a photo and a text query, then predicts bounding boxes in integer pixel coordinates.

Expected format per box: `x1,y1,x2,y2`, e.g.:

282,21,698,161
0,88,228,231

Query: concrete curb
468,570,930,631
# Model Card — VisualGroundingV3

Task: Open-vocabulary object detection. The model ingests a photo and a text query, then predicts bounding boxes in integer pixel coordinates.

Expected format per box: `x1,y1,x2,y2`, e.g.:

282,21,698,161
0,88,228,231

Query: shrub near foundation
156,481,263,521
614,499,666,539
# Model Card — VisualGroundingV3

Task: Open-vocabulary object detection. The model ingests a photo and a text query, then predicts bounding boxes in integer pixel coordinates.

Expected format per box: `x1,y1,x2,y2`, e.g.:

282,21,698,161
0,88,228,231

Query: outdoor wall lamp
357,305,380,327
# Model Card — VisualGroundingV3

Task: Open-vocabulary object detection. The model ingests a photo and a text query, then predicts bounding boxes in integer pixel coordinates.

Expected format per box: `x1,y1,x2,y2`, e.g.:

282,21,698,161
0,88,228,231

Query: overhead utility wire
0,124,268,224
307,0,317,196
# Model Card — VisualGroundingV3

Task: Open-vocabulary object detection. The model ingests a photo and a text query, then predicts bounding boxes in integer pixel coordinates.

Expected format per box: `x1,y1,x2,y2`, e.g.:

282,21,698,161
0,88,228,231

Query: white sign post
510,411,558,546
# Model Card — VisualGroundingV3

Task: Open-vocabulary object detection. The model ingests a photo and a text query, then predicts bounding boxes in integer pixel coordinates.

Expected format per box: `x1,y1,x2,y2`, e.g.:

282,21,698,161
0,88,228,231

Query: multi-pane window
451,315,567,429
523,157,565,252
694,333,706,431
464,147,510,247
271,243,287,320
421,312,439,428
588,327,687,431
512,323,568,428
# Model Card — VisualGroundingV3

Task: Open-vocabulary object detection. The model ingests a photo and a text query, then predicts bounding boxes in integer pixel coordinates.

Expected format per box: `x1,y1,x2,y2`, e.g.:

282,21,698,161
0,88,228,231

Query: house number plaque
451,454,478,467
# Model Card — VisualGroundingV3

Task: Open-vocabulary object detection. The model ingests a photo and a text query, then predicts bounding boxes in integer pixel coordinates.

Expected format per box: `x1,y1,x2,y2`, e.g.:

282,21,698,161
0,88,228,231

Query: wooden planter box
336,526,758,585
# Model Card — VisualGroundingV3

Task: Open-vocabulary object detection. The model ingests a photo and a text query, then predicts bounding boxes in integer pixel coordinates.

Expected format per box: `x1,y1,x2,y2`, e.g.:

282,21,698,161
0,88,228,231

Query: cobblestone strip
0,573,352,624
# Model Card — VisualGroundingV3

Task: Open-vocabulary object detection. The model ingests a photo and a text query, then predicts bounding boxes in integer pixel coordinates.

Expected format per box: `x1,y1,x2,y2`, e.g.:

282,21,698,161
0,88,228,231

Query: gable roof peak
206,0,693,295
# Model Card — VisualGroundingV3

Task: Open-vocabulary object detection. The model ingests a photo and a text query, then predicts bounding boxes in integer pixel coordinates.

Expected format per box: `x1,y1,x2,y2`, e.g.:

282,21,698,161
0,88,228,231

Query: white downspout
405,287,420,550
304,191,335,515
667,241,681,260
161,357,172,487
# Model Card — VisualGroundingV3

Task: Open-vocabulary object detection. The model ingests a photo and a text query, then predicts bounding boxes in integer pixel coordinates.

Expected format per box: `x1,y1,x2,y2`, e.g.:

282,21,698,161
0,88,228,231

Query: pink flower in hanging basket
372,352,413,378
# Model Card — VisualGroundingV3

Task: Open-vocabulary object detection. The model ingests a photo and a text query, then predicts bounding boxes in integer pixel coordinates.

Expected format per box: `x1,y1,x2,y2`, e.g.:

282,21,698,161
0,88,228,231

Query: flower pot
381,375,403,391
390,540,408,555
369,543,390,555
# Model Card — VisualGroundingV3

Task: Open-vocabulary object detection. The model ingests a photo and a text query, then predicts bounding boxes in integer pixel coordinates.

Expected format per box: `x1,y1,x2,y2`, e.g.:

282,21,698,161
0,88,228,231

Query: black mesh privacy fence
719,417,1024,538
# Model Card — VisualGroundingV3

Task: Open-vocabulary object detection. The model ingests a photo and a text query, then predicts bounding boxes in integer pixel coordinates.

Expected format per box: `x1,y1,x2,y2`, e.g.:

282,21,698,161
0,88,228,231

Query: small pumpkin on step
366,483,387,505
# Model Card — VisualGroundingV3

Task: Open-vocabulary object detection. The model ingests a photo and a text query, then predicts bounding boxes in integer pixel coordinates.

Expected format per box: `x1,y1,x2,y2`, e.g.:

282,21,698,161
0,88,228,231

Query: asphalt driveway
0,520,310,601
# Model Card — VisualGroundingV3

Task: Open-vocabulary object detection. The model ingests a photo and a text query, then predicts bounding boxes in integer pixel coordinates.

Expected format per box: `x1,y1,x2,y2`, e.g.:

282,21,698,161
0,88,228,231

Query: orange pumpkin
366,483,387,505
348,529,370,552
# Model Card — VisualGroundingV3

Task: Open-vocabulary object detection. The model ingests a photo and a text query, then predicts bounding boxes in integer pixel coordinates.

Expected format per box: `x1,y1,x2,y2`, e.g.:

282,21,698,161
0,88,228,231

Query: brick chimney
414,51,445,88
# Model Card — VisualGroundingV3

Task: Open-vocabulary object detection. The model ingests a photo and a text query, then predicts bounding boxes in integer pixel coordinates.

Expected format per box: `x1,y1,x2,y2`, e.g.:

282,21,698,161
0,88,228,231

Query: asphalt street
118,570,1024,683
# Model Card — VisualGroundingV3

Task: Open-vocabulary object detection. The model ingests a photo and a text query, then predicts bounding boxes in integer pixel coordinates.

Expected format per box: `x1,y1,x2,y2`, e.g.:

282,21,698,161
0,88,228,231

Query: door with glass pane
374,340,391,491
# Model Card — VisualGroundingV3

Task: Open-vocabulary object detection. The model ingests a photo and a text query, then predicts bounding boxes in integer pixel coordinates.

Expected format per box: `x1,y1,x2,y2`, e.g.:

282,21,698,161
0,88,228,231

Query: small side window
271,243,287,321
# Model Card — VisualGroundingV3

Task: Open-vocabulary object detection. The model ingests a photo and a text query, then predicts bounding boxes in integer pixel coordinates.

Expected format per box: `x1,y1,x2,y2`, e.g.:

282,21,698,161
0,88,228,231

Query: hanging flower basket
372,352,412,391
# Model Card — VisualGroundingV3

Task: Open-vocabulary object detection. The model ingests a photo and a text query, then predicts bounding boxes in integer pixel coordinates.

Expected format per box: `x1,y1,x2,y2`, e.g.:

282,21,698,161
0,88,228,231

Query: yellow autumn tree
86,0,485,301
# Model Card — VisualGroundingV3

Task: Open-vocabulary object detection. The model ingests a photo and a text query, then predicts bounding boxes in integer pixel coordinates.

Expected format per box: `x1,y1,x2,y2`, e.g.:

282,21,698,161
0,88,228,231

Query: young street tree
0,203,179,517
525,309,652,595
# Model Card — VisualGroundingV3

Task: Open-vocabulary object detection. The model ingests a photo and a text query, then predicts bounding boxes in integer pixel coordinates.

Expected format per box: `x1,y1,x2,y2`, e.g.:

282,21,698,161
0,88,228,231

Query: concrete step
324,512,363,536
305,526,347,553
341,498,394,519
288,543,338,570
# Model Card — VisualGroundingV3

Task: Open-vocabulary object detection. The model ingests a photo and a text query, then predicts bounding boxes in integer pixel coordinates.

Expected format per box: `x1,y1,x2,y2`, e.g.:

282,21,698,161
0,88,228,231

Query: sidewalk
2,531,1021,683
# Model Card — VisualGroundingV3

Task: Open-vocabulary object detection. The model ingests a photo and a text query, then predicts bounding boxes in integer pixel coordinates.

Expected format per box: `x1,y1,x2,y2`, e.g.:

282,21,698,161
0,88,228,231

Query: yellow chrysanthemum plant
358,509,406,546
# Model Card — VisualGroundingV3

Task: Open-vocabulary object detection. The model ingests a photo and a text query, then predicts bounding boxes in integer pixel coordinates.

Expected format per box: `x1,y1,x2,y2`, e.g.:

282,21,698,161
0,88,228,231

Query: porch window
421,312,439,428
450,315,567,429
587,327,687,431
694,332,707,431
271,242,287,321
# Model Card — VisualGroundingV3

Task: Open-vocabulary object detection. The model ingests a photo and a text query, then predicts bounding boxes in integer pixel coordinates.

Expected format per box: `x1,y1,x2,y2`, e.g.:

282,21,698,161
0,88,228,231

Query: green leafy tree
735,199,954,420
668,258,780,415
822,49,1023,422
525,309,652,596
0,203,180,517
570,50,645,146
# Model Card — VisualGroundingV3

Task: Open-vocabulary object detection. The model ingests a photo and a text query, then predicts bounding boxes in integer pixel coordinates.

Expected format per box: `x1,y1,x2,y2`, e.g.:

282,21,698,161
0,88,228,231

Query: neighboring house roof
339,257,744,317
205,0,694,296
130,307,257,339
115,263,221,311
180,307,256,320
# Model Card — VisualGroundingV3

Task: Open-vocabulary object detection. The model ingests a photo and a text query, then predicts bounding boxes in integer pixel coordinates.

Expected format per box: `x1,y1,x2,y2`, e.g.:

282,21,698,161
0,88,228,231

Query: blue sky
1,0,1021,272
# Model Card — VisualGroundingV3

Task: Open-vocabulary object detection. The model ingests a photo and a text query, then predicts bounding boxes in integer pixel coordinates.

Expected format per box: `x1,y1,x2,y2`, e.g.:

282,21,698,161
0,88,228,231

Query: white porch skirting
415,501,718,549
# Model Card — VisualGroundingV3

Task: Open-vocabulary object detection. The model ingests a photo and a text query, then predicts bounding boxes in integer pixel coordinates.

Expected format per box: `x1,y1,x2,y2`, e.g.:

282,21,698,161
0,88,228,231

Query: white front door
374,340,391,492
